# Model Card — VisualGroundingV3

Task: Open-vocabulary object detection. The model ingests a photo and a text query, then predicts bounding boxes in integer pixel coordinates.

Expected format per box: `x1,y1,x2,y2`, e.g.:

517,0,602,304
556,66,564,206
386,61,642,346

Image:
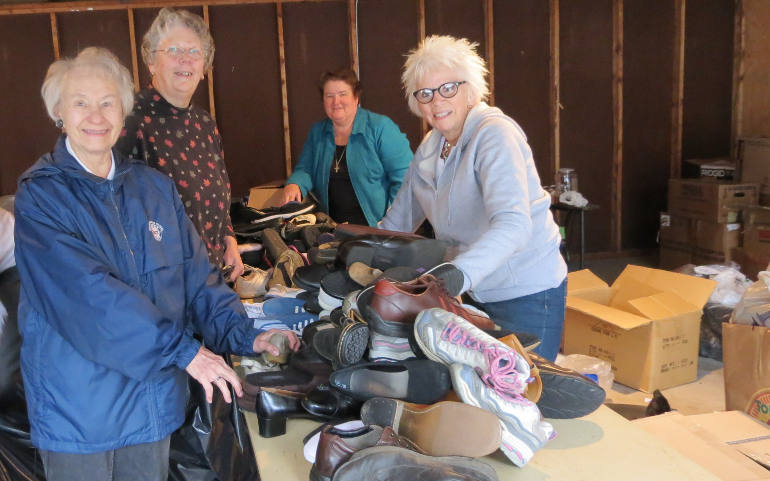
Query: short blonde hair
142,7,215,71
402,35,489,117
40,47,134,123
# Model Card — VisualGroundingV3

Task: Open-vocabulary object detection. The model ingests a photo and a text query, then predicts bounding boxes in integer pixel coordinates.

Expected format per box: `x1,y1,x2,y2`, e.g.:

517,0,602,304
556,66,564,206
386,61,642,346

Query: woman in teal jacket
282,68,412,226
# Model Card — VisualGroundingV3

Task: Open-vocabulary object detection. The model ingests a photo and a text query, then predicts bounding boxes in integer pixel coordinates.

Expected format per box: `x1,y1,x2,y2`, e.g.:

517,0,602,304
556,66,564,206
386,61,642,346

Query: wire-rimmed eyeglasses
153,46,204,60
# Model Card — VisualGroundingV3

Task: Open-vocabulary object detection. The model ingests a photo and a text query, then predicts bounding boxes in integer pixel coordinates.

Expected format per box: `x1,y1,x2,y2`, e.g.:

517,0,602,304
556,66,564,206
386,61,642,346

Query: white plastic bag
730,271,770,327
555,353,614,392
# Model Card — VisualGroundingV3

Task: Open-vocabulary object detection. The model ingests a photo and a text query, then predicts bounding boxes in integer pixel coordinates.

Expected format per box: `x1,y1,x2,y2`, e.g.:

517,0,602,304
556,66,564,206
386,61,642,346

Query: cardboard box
658,212,739,267
564,266,716,392
744,223,770,258
668,178,758,223
247,181,284,210
634,411,770,480
731,247,770,282
746,205,770,226
683,157,737,180
723,322,770,426
694,219,741,262
739,137,770,206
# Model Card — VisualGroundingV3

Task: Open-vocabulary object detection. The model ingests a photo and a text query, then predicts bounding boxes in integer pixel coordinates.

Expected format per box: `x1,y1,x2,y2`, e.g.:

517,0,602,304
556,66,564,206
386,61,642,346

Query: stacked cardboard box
660,178,758,269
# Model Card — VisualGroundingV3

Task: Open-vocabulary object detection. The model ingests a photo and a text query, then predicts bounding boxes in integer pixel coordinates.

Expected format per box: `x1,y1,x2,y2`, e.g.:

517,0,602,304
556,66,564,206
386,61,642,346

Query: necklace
440,139,452,161
333,145,347,173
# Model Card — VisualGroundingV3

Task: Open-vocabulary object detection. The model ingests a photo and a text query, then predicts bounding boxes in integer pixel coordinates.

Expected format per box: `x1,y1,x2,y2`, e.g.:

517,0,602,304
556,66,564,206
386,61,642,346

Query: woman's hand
185,346,243,403
223,236,244,282
253,329,301,355
282,184,302,205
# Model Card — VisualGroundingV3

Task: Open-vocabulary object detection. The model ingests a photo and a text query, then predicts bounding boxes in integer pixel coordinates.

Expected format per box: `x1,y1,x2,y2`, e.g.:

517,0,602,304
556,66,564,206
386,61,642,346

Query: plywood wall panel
57,11,132,71
0,14,57,195
622,0,675,249
210,4,283,196
283,1,349,169
492,0,552,184
559,0,613,253
425,0,486,61
682,1,734,160
738,0,770,137
357,0,422,150
131,7,209,110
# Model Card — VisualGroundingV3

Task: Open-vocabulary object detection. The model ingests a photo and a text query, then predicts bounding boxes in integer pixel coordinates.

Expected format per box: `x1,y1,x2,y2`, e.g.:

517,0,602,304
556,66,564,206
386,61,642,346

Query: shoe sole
360,398,501,457
337,322,369,367
341,239,447,271
536,371,606,419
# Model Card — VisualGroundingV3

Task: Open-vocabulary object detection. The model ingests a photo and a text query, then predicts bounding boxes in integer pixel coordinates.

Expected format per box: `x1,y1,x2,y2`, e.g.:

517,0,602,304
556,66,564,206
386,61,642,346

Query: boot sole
360,398,501,457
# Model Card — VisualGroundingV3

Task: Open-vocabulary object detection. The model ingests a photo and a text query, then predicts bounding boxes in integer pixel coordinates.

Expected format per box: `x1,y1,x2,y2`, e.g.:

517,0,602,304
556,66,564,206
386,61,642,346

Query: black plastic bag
169,354,259,481
699,302,733,361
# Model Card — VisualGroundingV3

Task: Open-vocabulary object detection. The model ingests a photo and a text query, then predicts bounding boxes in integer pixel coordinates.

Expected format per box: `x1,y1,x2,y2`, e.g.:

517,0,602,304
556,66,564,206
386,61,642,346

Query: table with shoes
228,201,720,481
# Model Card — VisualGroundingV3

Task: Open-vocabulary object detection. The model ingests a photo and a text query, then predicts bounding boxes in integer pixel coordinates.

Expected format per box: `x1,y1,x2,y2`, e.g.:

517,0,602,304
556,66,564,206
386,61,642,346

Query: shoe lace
477,349,528,402
441,322,528,401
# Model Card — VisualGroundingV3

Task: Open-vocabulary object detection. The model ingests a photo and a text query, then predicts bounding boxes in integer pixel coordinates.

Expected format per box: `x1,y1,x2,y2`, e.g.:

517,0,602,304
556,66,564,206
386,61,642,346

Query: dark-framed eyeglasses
412,81,466,104
153,46,204,60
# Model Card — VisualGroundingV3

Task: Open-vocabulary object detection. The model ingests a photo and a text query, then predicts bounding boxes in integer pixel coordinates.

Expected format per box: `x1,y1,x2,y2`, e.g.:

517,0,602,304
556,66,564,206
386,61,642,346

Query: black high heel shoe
256,388,315,438
301,383,362,420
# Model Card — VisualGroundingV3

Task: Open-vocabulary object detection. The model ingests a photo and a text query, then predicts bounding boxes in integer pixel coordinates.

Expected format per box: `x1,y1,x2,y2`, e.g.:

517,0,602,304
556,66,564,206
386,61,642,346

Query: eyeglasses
412,81,466,104
153,46,204,60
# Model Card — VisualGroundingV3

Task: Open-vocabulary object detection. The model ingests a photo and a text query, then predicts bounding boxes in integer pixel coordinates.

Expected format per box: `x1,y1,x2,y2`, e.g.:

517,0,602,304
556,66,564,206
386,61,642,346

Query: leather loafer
331,445,499,481
301,383,362,420
330,359,451,404
310,425,414,481
338,235,449,271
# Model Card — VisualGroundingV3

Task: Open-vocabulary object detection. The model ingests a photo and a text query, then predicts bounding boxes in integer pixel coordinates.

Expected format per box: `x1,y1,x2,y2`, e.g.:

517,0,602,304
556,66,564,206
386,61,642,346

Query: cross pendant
334,164,340,173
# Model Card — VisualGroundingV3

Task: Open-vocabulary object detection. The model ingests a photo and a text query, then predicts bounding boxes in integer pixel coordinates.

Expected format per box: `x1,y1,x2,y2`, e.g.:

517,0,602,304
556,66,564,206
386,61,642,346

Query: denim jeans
476,278,567,361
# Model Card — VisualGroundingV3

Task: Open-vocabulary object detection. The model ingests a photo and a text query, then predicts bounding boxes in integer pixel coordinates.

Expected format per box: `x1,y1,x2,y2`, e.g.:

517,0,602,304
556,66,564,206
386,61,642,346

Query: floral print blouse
117,88,234,267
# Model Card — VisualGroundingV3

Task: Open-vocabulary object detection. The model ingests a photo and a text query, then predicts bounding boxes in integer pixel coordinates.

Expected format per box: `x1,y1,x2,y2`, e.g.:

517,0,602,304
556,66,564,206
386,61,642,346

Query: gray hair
40,47,134,123
141,7,215,71
402,35,489,117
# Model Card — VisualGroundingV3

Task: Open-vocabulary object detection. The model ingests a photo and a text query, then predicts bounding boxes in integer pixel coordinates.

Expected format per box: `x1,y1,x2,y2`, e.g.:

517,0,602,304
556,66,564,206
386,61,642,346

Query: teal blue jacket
286,108,412,226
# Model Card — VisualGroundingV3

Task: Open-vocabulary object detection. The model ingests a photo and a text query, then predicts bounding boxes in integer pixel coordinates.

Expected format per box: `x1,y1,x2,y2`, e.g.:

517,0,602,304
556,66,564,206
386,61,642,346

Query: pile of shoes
231,219,607,479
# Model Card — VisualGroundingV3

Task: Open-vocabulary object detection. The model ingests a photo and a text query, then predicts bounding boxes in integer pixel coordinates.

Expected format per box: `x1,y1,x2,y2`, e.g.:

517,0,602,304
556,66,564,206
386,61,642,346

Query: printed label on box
746,389,770,425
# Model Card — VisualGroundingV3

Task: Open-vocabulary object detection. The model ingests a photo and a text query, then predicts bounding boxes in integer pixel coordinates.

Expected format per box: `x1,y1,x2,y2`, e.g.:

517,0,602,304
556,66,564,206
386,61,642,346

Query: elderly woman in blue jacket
381,36,567,361
282,68,412,225
15,47,298,481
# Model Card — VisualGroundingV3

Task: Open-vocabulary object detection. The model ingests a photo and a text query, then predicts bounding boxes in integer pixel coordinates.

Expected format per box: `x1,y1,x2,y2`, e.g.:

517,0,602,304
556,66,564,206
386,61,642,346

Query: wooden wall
0,0,738,255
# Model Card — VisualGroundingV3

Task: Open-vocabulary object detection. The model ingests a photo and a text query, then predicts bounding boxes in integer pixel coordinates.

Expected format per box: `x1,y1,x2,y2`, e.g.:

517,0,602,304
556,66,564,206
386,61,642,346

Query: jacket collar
19,135,136,186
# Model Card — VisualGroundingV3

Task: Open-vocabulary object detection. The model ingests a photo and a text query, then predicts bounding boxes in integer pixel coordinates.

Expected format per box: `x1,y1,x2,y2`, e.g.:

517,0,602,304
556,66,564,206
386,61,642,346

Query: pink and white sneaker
450,362,555,467
414,308,531,396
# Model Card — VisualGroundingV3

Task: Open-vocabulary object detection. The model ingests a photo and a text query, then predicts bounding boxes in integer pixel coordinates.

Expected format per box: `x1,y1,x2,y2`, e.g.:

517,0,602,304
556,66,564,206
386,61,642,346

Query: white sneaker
450,363,555,467
368,331,416,362
414,308,530,395
235,265,271,299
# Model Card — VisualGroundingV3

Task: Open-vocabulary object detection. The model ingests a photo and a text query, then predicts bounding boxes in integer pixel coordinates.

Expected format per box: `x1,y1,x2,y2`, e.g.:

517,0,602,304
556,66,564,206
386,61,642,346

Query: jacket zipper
109,182,141,287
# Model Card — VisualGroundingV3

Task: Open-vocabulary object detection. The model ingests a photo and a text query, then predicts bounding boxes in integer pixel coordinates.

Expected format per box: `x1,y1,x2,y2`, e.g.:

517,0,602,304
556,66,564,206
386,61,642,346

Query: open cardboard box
247,180,284,210
564,265,716,392
634,411,770,481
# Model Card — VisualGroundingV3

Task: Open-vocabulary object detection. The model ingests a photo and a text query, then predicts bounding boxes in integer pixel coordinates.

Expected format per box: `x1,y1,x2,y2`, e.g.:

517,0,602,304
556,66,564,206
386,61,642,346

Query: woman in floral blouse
117,7,243,281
